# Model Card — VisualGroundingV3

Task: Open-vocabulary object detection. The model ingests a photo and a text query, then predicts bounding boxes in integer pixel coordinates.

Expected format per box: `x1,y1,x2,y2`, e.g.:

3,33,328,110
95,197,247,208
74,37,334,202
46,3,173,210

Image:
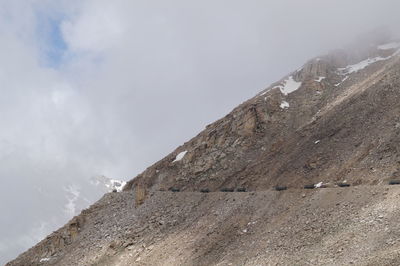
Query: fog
1,0,400,263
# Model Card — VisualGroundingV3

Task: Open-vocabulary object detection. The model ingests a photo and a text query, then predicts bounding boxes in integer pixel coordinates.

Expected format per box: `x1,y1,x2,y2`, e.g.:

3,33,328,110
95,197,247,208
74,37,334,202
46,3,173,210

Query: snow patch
105,179,127,192
90,175,127,192
339,57,384,74
334,76,349,87
314,140,320,144
173,151,187,162
315,182,323,188
335,49,399,87
338,54,394,75
274,76,302,95
315,76,325,82
280,101,289,109
378,42,400,50
40,258,50,262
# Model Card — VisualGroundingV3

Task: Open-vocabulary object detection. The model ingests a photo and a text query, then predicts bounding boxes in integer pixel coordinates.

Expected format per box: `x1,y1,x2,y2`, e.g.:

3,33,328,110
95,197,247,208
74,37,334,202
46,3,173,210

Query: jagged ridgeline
8,36,400,265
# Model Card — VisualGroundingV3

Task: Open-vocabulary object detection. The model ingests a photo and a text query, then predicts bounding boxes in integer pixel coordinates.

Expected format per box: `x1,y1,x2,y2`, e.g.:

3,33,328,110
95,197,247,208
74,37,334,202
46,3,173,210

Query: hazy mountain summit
8,34,400,265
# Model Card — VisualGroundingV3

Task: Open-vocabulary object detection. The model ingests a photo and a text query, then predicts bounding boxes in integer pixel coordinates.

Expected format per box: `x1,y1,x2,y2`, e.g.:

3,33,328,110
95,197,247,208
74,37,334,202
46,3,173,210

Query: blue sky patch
35,11,68,68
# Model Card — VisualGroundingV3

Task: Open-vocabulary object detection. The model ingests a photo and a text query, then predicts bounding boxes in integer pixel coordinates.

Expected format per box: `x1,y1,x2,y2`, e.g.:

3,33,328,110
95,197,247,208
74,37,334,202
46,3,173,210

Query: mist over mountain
1,0,400,265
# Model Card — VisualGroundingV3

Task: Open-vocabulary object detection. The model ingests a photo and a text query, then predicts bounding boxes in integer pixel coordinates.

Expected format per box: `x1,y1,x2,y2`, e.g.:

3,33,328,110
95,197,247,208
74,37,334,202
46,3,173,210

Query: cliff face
8,39,400,265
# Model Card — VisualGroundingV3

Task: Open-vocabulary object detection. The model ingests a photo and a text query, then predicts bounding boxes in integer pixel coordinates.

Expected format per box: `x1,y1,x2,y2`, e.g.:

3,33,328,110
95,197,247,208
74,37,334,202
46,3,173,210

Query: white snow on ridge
90,175,127,192
40,258,50,262
315,76,325,82
338,56,389,75
378,42,400,50
106,179,127,192
274,76,302,95
280,101,289,109
338,48,400,76
173,150,187,162
335,49,400,87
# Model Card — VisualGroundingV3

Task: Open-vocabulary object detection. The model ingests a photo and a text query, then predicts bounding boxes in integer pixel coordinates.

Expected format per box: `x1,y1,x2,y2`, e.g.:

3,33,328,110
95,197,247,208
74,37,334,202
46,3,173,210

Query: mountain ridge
123,39,400,194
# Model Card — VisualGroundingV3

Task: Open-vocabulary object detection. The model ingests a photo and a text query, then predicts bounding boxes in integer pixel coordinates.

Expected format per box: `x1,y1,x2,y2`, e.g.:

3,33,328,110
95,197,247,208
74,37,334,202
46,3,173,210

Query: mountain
7,37,400,265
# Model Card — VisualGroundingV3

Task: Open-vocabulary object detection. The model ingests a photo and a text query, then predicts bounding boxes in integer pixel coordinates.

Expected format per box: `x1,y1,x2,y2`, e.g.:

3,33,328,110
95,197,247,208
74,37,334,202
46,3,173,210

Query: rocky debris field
8,185,400,266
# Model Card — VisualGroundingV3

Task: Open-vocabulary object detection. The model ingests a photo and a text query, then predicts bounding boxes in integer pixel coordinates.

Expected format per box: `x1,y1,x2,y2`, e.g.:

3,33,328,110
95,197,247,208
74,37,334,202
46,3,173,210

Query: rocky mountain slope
7,37,400,265
123,40,400,195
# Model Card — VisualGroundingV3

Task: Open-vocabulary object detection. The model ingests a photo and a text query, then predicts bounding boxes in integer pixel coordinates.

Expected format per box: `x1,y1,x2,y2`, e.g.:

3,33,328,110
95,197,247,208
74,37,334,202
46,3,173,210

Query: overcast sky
1,0,400,263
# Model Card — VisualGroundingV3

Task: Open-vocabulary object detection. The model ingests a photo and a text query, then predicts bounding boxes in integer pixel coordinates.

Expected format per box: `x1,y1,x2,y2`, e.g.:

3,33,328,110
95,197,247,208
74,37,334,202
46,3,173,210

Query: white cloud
61,1,124,53
64,185,80,216
0,242,6,253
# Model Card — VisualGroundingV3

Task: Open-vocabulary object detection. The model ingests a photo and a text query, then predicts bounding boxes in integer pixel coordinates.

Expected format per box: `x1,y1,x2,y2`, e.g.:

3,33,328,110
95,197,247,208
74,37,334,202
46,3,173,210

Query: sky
1,0,400,263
